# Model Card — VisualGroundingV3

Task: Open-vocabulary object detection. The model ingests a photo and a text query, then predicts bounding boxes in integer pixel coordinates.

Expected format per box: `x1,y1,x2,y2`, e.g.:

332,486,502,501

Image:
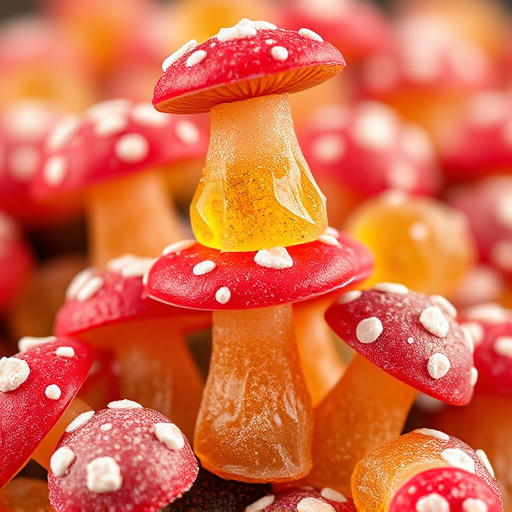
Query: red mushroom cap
153,18,345,114
0,337,93,487
335,229,374,285
146,230,359,311
249,488,355,512
54,255,209,338
0,212,33,313
391,467,503,512
300,102,441,199
32,98,208,200
47,401,198,511
326,286,475,405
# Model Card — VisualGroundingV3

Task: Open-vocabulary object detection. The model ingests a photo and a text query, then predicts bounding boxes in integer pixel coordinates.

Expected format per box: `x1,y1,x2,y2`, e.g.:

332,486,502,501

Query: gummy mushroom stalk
304,284,477,495
0,337,93,487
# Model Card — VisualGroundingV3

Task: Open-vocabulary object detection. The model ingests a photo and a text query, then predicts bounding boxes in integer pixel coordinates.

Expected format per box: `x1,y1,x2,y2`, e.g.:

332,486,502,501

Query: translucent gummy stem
194,304,313,482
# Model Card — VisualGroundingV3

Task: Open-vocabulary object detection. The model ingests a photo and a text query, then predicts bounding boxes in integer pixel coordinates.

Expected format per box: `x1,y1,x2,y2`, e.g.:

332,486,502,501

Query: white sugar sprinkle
66,268,97,300
66,411,95,432
43,156,67,187
50,446,76,477
460,326,475,354
318,234,340,246
115,133,149,163
351,102,398,151
313,134,346,163
429,295,457,318
464,303,510,324
76,275,104,301
427,353,451,379
45,384,61,400
215,287,231,304
338,290,362,304
420,306,449,338
186,49,207,67
299,28,323,42
320,487,347,502
100,423,113,431
0,357,30,392
415,428,450,441
460,322,484,347
163,239,195,255
217,20,257,41
108,399,143,410
107,254,156,278
297,497,335,512
162,39,198,71
494,336,512,358
18,335,57,353
87,99,131,121
94,115,128,137
416,494,449,512
86,457,123,493
56,346,75,358
245,495,276,512
153,422,184,450
476,449,495,477
131,103,168,127
356,317,383,344
271,46,289,62
46,115,82,151
463,498,488,512
470,367,478,386
441,448,475,473
175,120,200,145
254,247,293,269
193,260,216,275
374,282,409,294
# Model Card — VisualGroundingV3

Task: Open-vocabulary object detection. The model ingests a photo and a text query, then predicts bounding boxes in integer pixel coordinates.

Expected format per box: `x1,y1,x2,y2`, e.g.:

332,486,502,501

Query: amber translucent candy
345,194,476,297
0,477,54,512
194,305,313,482
190,95,327,251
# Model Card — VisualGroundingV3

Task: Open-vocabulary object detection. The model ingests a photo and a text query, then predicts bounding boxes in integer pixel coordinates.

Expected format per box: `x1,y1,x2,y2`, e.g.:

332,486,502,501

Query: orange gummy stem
86,169,185,268
306,353,417,495
194,304,313,483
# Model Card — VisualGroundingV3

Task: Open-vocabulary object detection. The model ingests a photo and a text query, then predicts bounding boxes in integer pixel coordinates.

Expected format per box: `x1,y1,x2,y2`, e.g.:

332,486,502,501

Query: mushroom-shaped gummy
352,430,502,512
55,254,208,439
0,477,53,511
305,285,476,494
33,98,208,267
150,18,358,483
48,400,198,512
0,337,93,487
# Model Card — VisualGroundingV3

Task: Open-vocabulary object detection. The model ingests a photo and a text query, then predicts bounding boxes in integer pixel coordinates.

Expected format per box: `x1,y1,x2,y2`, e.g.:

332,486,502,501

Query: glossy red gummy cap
254,488,355,511
0,337,93,487
146,231,359,311
48,403,198,511
326,286,475,404
153,19,345,114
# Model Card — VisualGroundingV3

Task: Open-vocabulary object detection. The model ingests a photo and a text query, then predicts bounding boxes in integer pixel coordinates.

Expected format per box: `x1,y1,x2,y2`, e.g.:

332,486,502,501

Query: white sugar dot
312,134,346,164
94,114,128,137
47,115,81,151
402,124,434,162
386,160,418,191
374,282,409,294
494,196,512,229
470,367,478,386
441,448,475,473
66,411,95,432
464,303,510,324
162,239,195,255
107,399,143,410
416,494,449,512
254,247,293,269
299,28,323,41
245,495,276,512
351,102,398,151
100,423,113,431
338,290,362,304
153,422,184,450
131,103,168,127
107,254,155,278
215,287,231,304
320,487,347,502
460,326,475,354
420,306,449,338
45,384,62,400
87,100,131,121
66,268,97,300
9,146,39,180
86,457,122,493
271,46,289,62
356,317,383,344
50,446,76,477
463,498,488,512
56,346,75,358
427,353,451,379
494,336,512,358
429,295,457,318
18,335,57,353
115,133,149,163
162,39,198,71
186,49,207,67
43,156,67,186
216,19,257,42
318,234,340,246
297,497,335,512
193,260,216,275
476,449,495,477
414,428,450,441
76,275,104,302
0,357,30,392
175,120,200,145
